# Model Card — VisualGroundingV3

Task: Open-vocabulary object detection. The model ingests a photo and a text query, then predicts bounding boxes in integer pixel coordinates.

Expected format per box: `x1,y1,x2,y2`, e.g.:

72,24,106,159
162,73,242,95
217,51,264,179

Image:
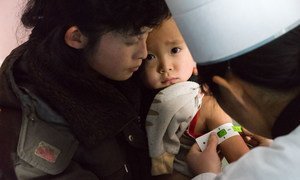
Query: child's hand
240,128,273,148
186,132,221,175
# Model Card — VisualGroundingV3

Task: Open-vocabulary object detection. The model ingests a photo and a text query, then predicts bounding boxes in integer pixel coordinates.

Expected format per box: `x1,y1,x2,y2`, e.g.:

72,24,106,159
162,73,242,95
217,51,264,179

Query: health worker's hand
240,128,273,148
186,132,221,175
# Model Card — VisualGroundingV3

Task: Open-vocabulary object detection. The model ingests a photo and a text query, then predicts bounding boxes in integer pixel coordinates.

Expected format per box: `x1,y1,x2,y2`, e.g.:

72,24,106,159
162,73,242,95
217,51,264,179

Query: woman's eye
145,54,156,61
171,47,181,54
125,33,147,46
124,35,139,45
125,39,138,46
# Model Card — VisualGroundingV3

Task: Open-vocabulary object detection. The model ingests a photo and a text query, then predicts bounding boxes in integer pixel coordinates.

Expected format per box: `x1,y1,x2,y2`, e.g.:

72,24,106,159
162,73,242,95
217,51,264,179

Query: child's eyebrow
165,38,185,46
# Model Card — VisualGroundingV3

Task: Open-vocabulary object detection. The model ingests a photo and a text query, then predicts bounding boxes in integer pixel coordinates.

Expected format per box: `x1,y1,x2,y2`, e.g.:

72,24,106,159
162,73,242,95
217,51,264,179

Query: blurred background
0,0,28,64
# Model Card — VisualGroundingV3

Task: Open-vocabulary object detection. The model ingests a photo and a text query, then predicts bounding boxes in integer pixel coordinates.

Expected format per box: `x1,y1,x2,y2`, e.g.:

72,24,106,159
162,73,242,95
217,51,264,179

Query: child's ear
193,67,198,76
192,61,198,75
64,26,88,49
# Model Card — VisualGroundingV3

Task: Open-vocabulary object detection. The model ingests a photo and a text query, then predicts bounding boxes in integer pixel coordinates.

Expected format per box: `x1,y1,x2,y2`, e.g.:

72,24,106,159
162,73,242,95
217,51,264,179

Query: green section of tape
232,126,242,132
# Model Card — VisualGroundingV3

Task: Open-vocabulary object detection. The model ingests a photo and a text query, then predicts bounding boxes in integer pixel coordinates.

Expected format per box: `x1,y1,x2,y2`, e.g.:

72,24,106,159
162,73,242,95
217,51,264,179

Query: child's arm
197,95,249,163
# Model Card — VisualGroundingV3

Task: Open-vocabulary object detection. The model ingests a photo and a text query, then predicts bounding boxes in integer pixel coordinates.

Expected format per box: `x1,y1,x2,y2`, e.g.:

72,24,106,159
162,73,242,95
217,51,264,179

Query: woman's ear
64,26,88,49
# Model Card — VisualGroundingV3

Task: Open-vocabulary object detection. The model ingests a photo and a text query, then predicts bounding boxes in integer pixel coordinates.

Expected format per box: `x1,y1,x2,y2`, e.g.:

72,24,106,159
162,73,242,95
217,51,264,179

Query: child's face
142,18,196,89
87,27,151,81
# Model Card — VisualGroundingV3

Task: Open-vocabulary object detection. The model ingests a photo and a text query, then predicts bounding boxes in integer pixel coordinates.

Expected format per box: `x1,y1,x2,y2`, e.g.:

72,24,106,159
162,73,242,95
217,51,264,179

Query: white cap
165,0,300,65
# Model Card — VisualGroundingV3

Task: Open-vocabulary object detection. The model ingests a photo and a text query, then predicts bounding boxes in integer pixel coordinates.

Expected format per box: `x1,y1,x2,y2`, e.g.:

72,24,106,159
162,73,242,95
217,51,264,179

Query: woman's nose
137,40,148,60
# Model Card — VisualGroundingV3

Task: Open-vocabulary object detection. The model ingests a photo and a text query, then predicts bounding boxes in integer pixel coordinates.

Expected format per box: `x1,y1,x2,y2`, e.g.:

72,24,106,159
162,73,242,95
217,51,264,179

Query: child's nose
159,60,174,73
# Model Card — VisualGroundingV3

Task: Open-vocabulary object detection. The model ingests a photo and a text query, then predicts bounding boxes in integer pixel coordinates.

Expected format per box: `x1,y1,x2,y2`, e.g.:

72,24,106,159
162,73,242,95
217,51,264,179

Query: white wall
0,0,28,64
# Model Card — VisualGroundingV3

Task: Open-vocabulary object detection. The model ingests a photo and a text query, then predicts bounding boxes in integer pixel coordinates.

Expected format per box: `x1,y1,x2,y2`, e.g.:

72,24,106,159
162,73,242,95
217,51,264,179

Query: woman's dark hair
198,25,300,97
21,0,170,72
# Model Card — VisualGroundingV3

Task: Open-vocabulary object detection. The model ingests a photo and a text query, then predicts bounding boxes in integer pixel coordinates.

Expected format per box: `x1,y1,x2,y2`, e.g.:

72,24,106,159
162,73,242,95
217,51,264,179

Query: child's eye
145,53,156,61
171,47,181,54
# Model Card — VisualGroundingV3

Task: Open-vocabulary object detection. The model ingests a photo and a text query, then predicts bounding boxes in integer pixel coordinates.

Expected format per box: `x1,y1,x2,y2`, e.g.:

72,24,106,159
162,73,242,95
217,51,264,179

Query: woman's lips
130,67,140,72
129,65,141,72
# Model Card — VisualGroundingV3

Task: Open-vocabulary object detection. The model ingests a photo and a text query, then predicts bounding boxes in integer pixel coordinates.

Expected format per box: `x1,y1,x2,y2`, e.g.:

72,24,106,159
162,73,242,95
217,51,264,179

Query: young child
140,17,249,178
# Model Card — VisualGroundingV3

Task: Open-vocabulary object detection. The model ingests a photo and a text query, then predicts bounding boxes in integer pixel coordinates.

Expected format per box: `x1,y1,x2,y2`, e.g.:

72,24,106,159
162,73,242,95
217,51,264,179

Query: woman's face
87,28,151,81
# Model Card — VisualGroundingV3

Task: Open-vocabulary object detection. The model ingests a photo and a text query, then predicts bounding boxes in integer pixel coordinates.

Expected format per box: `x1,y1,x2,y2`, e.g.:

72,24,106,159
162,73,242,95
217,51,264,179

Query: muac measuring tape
196,123,242,151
